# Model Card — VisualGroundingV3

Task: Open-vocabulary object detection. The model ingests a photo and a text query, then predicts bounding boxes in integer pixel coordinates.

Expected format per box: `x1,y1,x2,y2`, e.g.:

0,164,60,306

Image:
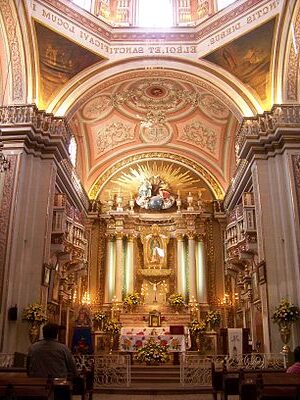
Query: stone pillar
188,233,197,302
176,234,186,296
252,151,300,352
126,235,134,293
196,235,208,304
104,235,115,303
115,233,124,302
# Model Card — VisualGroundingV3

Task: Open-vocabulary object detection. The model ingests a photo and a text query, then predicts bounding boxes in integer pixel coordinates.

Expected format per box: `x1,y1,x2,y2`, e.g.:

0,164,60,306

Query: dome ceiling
70,71,238,200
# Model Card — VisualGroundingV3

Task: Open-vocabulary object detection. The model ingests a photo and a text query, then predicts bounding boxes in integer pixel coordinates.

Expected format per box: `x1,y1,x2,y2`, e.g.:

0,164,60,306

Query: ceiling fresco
70,75,238,197
34,22,105,109
204,18,276,109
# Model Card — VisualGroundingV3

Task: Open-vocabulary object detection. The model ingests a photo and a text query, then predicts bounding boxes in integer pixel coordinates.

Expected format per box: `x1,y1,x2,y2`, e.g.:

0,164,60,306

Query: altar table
119,334,187,352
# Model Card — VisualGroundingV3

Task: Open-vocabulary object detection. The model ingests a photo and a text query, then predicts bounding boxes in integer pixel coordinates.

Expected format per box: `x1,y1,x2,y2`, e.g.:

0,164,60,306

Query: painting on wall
204,19,276,109
34,22,104,109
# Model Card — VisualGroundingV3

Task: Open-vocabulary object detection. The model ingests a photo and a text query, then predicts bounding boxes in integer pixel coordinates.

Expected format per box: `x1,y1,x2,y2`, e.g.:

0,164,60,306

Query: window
138,0,173,27
217,0,236,11
69,136,77,167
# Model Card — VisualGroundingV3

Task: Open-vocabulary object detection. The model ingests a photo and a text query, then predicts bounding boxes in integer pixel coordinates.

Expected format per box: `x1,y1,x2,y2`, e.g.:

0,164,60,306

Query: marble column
126,235,134,293
196,235,208,304
188,233,197,302
104,235,115,303
176,234,186,296
115,233,124,302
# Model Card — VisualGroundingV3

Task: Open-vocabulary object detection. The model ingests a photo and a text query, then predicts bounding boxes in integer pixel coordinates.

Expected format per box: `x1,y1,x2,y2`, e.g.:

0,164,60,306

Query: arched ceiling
68,69,238,200
1,0,298,205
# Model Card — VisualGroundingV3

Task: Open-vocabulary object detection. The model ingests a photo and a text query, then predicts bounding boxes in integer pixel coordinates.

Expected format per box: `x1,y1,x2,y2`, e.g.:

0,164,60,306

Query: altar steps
95,364,212,394
131,364,180,384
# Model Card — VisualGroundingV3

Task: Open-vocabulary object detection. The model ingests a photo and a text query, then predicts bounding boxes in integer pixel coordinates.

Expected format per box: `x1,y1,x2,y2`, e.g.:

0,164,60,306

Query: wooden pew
259,373,300,400
0,372,72,400
239,371,300,400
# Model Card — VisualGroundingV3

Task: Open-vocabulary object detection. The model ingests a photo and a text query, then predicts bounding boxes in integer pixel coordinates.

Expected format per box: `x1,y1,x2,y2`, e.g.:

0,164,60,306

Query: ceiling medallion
140,121,172,145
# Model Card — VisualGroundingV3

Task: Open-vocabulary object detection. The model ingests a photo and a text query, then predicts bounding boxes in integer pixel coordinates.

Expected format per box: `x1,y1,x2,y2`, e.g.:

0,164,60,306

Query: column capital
196,233,206,242
187,231,196,240
115,232,124,240
175,233,185,241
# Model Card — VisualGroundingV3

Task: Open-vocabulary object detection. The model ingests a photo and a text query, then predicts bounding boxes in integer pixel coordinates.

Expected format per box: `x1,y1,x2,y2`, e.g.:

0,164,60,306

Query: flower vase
29,321,41,343
279,321,292,354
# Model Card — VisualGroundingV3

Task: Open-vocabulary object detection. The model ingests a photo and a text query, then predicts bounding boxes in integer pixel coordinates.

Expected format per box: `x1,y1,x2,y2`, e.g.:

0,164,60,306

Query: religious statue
135,175,175,210
140,224,169,269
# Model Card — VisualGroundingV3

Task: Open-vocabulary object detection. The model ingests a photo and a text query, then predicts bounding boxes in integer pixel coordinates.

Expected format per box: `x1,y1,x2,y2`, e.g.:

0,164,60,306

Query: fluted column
115,232,124,302
188,233,197,301
104,234,115,303
176,234,186,296
126,235,134,293
196,235,208,304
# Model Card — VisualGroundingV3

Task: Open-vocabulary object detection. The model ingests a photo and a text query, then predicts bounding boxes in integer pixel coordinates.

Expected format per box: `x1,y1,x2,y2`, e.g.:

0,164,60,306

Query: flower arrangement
123,292,141,308
188,319,207,335
104,319,121,335
168,293,185,307
272,298,300,324
93,311,107,323
135,338,169,365
22,303,47,324
206,310,221,328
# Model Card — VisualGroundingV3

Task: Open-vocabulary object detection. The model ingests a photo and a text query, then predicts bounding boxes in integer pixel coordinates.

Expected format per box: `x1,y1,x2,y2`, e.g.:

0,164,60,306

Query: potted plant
188,319,207,351
135,338,169,365
92,310,107,330
104,319,121,353
168,293,185,312
123,292,141,312
22,303,48,343
272,298,300,353
206,310,221,331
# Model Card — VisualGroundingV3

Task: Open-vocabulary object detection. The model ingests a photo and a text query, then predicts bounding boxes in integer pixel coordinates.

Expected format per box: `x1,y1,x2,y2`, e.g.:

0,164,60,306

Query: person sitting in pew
287,346,300,373
27,323,77,379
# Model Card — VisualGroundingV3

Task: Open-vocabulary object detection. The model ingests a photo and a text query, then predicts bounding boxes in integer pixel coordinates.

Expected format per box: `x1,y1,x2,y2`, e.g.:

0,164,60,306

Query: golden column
188,232,197,302
176,234,186,296
104,234,115,303
196,234,208,305
126,234,134,293
115,232,124,302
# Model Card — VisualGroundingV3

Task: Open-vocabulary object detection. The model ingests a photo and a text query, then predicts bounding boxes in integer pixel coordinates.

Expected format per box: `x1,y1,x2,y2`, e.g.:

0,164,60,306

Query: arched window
138,0,173,27
217,0,235,11
69,136,77,167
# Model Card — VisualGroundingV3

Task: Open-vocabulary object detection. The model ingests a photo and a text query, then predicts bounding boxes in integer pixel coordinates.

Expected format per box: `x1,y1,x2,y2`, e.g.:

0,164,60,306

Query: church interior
1,0,300,394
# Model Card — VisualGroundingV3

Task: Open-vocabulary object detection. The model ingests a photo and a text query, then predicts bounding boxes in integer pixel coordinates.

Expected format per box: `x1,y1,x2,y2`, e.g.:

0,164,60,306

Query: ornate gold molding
89,152,224,200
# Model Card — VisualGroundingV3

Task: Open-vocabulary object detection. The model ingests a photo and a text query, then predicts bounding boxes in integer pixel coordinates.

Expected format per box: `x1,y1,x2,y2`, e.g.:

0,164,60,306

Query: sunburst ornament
108,161,202,210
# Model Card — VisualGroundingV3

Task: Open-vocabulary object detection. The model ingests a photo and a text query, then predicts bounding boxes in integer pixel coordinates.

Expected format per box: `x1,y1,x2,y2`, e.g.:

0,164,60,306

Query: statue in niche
140,224,169,269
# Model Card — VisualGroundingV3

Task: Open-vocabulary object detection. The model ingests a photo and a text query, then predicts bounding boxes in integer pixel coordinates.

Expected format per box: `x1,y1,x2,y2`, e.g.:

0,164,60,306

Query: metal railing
180,353,286,387
74,354,131,388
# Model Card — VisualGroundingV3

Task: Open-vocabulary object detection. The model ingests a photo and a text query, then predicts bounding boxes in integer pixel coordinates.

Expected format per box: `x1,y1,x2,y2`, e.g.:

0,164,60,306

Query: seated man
287,346,300,373
27,323,77,378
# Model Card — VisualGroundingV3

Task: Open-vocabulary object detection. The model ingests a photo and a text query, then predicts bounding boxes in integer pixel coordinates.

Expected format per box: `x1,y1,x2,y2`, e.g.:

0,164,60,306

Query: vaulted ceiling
1,0,297,205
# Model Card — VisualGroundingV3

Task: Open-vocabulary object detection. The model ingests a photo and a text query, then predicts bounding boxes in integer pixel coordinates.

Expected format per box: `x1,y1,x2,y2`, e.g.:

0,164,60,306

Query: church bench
239,371,300,400
0,373,73,400
211,361,287,400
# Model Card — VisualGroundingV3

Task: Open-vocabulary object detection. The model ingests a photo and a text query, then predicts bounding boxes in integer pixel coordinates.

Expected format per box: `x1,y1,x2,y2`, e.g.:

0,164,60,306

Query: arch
0,0,28,104
282,1,300,102
46,57,262,119
88,152,225,200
